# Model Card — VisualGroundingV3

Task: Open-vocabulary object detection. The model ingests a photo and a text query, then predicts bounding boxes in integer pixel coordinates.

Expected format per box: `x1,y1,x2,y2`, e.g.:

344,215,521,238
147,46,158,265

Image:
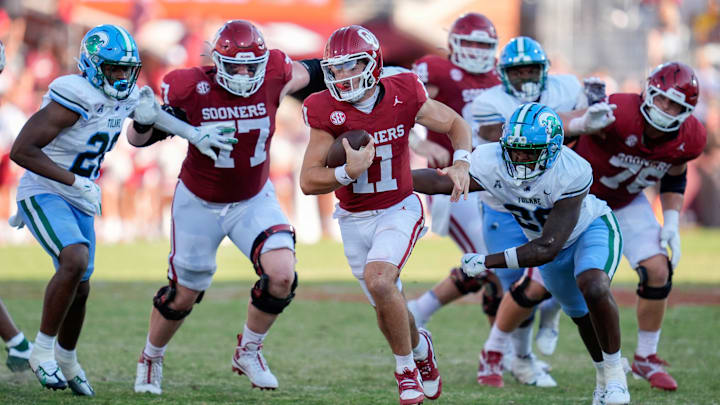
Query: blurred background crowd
0,0,719,245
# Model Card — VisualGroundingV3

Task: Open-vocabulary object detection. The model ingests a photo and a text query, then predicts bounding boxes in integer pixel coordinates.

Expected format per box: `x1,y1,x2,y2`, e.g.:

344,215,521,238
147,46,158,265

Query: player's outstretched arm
299,128,374,195
487,192,584,269
412,168,482,195
10,101,80,186
563,102,617,137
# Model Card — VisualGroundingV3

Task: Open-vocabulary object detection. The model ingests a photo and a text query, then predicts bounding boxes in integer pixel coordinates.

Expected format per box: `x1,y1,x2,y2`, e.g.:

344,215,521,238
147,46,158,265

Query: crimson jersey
574,93,706,209
162,49,293,203
303,72,428,212
413,55,499,159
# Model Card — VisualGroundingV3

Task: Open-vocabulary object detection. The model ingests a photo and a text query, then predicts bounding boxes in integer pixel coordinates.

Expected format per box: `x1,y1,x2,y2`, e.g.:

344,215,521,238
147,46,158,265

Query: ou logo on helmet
357,28,379,50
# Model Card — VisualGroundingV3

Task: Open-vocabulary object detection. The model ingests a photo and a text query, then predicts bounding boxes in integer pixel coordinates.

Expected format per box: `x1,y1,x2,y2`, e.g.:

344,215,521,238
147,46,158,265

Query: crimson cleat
477,350,504,387
631,353,677,391
414,328,441,400
395,367,424,405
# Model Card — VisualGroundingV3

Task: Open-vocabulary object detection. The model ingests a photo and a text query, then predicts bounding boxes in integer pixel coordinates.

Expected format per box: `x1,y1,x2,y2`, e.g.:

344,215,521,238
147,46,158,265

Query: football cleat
395,367,424,405
631,353,677,391
231,334,278,390
477,350,504,387
604,381,630,405
66,368,95,396
134,352,163,395
5,339,32,372
592,385,606,405
535,326,559,356
414,329,441,400
510,353,557,387
31,359,68,390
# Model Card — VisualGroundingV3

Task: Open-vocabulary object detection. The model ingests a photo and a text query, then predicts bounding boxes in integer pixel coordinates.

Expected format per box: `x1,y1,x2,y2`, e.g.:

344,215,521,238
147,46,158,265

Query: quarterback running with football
300,25,471,405
414,102,631,405
570,62,707,391
129,20,324,394
406,12,506,334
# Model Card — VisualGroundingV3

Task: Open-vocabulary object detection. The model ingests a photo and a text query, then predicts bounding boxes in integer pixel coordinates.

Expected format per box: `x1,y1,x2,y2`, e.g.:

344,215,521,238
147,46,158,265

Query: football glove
186,123,237,161
569,102,617,134
72,175,102,215
660,209,681,269
132,85,160,126
461,253,489,277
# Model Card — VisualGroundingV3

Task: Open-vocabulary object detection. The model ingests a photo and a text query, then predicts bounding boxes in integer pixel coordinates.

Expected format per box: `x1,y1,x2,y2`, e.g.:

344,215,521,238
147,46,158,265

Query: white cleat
592,385,606,405
31,359,68,390
407,300,428,329
510,354,557,387
604,381,630,405
535,327,559,356
134,352,163,395
231,334,278,390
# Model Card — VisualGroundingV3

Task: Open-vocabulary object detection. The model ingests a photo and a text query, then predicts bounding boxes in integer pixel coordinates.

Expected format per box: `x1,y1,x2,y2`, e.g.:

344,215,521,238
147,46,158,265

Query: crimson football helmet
448,13,498,74
641,62,699,132
321,25,383,102
211,20,269,97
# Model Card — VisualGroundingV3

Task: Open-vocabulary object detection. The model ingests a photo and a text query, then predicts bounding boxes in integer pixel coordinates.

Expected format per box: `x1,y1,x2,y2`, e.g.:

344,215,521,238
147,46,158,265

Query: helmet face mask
212,20,269,97
501,103,563,181
640,62,699,132
322,25,383,103
498,37,549,103
78,25,141,100
448,13,497,74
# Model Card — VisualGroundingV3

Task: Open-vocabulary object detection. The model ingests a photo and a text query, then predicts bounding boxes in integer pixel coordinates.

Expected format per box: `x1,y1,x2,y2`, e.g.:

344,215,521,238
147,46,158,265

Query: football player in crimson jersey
126,20,326,394
567,62,707,391
406,13,507,336
300,25,471,405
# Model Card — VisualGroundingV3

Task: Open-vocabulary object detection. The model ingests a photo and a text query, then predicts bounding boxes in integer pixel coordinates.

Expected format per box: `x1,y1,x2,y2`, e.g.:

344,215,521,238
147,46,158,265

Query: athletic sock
636,329,661,358
539,298,562,330
512,324,533,358
240,324,267,349
413,291,441,320
6,332,25,348
394,353,416,374
485,324,511,353
55,343,82,380
30,332,56,369
412,332,429,361
143,335,167,358
593,360,605,388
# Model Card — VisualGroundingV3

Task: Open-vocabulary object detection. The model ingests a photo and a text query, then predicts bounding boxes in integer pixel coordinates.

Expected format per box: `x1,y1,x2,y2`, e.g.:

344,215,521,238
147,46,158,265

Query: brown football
325,129,373,168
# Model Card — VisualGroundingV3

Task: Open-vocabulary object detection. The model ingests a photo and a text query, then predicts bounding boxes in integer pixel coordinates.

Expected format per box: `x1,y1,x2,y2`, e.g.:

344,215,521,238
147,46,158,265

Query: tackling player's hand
188,123,237,161
132,85,160,126
569,102,617,134
72,175,102,215
343,137,375,179
440,160,470,202
461,253,489,277
660,209,681,269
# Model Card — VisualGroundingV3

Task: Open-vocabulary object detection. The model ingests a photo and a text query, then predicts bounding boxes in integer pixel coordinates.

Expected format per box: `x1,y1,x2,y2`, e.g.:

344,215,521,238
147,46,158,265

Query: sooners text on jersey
303,72,428,212
413,55,499,159
573,93,706,209
162,49,293,203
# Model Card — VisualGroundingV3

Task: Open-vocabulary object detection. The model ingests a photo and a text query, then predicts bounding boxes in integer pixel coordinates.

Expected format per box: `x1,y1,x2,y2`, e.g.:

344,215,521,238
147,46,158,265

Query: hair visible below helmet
212,20,269,97
448,13,498,74
498,36,549,102
78,25,141,100
321,25,383,103
641,61,699,132
500,102,564,181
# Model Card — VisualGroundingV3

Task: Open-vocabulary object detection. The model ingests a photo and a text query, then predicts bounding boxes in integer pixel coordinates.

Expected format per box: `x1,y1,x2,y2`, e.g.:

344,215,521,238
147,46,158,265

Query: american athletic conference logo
196,81,211,95
330,111,346,125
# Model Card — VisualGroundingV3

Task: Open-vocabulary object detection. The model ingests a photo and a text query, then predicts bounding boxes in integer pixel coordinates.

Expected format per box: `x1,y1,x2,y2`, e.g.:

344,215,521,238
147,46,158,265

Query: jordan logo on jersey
394,96,403,106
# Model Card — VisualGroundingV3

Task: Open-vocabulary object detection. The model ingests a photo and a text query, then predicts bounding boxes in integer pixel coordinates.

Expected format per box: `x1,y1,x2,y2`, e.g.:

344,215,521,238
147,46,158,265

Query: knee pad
251,272,298,314
635,262,673,300
481,280,501,317
449,267,483,295
251,225,296,276
510,276,550,309
153,280,204,321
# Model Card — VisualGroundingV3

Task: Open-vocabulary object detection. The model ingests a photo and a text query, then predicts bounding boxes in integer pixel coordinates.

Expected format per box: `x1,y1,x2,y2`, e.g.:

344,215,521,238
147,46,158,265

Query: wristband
452,149,471,164
503,247,520,269
334,164,354,186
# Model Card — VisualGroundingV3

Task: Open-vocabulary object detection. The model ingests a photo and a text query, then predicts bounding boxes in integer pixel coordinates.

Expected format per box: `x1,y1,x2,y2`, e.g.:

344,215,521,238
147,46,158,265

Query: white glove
8,214,24,229
132,85,160,126
568,102,617,134
660,209,681,269
72,175,102,214
186,123,237,161
461,253,489,277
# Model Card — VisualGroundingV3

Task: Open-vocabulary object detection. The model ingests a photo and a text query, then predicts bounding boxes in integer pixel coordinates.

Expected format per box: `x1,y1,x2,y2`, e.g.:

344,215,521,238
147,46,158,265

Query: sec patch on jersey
325,130,373,168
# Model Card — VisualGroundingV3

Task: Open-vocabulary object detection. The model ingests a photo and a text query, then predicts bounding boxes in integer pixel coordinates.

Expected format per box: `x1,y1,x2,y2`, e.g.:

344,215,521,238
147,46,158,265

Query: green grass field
1,229,719,404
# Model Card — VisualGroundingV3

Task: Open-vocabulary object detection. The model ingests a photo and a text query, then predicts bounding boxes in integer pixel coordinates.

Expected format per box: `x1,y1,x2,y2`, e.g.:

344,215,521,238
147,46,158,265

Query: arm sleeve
289,58,326,101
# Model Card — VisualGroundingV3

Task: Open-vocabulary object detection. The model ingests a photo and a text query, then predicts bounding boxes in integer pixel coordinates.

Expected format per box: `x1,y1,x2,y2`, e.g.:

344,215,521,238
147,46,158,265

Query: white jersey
16,74,139,215
469,74,582,213
470,74,582,128
469,143,610,248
